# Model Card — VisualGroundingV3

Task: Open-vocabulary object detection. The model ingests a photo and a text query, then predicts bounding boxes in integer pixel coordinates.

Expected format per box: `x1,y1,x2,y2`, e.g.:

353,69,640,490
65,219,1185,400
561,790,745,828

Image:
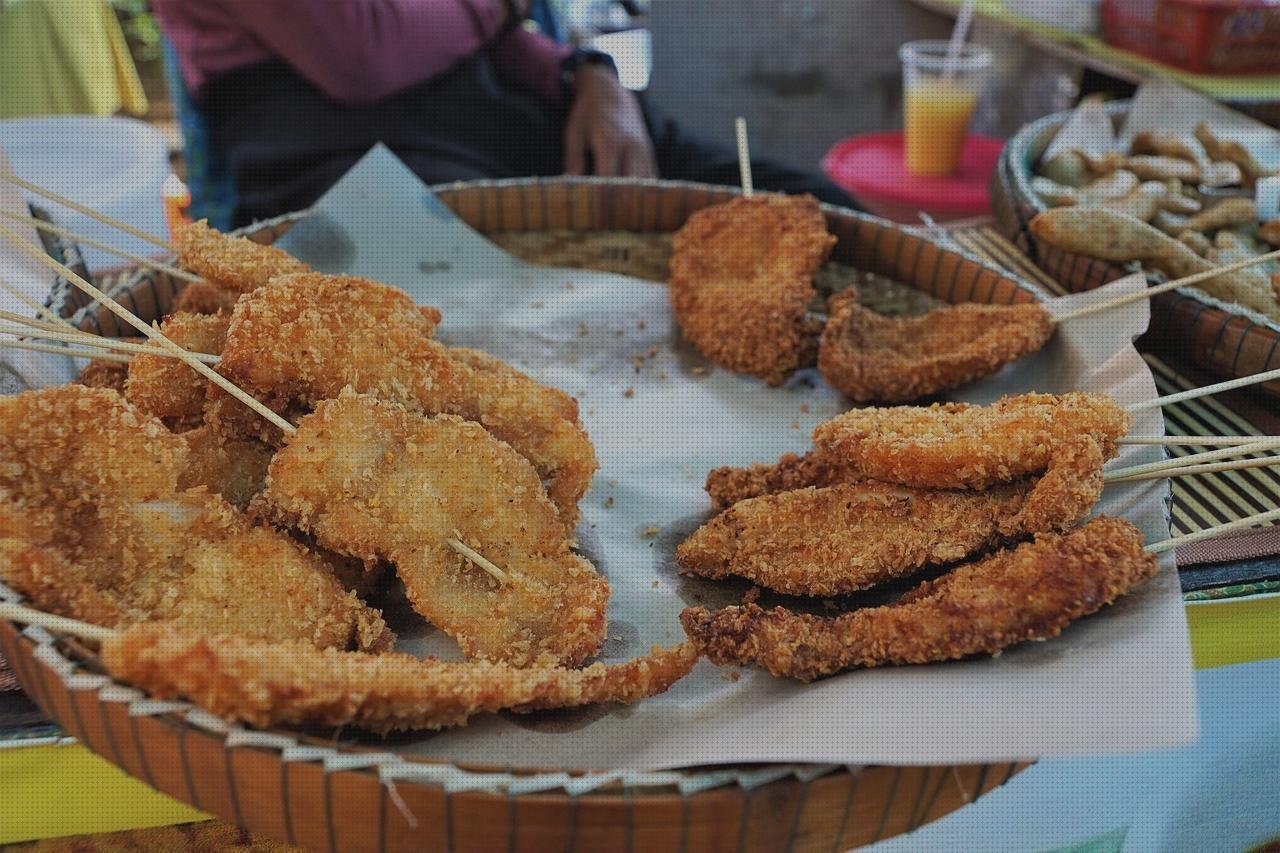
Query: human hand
563,65,658,178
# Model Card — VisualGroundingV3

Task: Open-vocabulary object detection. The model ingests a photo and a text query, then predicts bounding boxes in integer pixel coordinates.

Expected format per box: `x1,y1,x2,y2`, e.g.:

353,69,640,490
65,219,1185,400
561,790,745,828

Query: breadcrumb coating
264,391,609,668
173,219,310,293
172,280,240,315
124,311,230,431
817,290,1054,402
669,195,835,385
75,359,128,392
102,622,698,733
704,450,861,511
680,516,1157,680
812,392,1129,489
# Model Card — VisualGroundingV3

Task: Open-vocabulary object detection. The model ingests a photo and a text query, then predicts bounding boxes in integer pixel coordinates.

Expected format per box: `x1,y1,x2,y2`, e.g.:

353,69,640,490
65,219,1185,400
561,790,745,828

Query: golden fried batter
680,516,1157,680
704,450,860,510
172,280,240,315
680,436,1103,596
219,273,593,526
669,195,835,385
173,219,310,293
817,290,1054,402
178,425,274,510
0,386,391,652
103,622,698,733
125,311,229,431
812,392,1129,489
75,359,128,392
264,391,610,668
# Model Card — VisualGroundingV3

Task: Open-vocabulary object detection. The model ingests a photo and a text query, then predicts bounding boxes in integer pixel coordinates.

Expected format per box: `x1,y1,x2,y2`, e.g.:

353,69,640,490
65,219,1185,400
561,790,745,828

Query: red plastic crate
1101,0,1280,74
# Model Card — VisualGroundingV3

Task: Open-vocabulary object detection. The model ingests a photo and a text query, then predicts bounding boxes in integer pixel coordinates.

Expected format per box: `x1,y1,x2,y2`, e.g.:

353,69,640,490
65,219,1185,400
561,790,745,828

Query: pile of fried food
2,221,696,733
676,391,1160,681
1028,122,1280,322
667,194,1055,399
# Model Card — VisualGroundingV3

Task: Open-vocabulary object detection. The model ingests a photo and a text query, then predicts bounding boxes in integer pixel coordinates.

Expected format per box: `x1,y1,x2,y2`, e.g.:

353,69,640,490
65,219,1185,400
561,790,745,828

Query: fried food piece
1029,207,1280,321
172,280,240,315
103,622,697,733
1179,197,1258,234
219,273,591,525
680,516,1157,680
812,392,1129,489
1195,123,1277,189
1130,130,1209,170
0,386,391,652
680,436,1103,596
705,450,859,510
75,359,127,392
178,425,273,510
125,311,230,431
173,219,310,293
817,290,1053,402
264,391,609,668
668,194,836,385
1261,219,1280,248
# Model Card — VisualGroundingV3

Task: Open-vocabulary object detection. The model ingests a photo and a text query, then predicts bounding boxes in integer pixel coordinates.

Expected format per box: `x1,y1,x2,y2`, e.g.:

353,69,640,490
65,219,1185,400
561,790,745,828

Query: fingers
563,120,587,176
623,142,659,179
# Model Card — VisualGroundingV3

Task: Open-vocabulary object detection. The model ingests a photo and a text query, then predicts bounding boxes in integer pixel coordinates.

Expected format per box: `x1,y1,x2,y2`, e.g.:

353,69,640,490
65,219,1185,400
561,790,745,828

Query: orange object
904,81,980,176
162,173,191,239
1101,0,1280,75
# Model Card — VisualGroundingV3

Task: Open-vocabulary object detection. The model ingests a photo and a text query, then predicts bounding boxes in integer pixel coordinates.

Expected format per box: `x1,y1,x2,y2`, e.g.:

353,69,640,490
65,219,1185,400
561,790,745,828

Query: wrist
560,48,618,100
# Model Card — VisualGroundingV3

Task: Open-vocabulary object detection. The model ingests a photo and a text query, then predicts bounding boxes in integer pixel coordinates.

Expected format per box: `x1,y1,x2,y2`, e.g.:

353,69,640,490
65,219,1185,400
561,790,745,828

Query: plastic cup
899,40,992,177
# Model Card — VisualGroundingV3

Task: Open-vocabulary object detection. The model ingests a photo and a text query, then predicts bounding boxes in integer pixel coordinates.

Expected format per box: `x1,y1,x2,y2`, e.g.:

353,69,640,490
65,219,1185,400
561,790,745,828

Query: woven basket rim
22,177,1048,798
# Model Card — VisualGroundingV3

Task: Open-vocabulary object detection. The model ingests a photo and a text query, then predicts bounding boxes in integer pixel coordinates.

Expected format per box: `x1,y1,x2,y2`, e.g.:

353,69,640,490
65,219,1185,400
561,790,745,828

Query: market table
0,218,1276,850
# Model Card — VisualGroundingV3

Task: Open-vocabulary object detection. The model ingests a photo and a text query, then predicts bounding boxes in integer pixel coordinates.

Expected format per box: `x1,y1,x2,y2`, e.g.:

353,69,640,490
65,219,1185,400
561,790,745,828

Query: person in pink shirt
153,0,853,225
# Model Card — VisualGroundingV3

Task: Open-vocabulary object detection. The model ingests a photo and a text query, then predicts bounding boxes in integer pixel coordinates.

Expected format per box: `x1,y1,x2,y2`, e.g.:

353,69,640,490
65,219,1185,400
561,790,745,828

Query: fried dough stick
817,290,1054,402
679,436,1103,596
0,386,392,652
669,194,836,385
103,622,697,732
125,311,230,431
217,273,593,526
680,516,1157,680
173,219,310,294
264,391,610,668
812,392,1130,489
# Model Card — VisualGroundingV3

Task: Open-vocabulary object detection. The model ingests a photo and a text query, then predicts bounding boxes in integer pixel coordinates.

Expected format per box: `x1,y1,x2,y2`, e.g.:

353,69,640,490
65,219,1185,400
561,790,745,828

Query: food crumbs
623,388,635,398
637,319,646,330
642,525,660,538
651,580,659,588
800,403,810,413
578,322,589,337
730,671,740,682
790,419,800,429
690,366,707,376
604,496,615,508
530,300,544,309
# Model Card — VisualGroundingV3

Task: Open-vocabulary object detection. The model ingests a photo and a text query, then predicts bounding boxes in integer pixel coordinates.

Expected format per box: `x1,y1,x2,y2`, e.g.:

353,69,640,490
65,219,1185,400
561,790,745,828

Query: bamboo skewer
1130,366,1280,412
0,171,173,250
1147,507,1280,555
1109,454,1280,484
1105,437,1280,482
0,337,133,364
1054,247,1280,324
1117,435,1276,447
0,278,77,329
0,212,202,283
0,320,220,363
0,601,117,643
735,117,753,198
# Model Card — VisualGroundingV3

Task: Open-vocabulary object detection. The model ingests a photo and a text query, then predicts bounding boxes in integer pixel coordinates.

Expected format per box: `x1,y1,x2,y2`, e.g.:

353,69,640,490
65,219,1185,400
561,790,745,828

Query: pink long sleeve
155,0,565,104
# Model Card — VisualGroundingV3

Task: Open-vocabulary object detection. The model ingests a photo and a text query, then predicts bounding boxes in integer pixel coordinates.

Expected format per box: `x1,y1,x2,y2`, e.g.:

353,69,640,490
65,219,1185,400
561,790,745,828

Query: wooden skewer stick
1129,366,1280,412
1117,435,1277,447
735,117,753,198
0,601,118,643
1105,437,1280,482
0,307,80,336
0,212,202,284
0,171,173,250
0,278,77,329
0,320,220,363
0,337,133,364
1146,507,1280,555
447,532,510,585
0,222,290,433
1055,247,1280,324
1108,454,1280,484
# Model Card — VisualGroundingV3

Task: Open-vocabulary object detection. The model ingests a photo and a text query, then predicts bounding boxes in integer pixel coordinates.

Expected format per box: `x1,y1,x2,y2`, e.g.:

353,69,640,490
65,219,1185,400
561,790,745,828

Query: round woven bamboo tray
991,102,1280,399
4,178,1040,852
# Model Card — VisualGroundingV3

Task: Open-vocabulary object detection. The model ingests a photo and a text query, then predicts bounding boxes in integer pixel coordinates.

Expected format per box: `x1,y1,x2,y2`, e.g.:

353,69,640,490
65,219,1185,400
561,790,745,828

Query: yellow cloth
0,0,148,119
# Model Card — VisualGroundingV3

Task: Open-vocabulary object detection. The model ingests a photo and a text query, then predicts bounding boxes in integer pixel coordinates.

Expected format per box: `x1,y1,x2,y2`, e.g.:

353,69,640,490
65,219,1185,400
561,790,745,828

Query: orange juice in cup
900,41,992,177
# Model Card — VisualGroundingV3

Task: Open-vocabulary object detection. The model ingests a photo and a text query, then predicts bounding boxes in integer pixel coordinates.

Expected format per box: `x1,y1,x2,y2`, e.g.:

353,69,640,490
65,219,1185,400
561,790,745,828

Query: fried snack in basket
680,516,1157,681
668,194,835,385
0,386,392,652
263,391,609,668
125,311,230,431
678,436,1103,596
173,219,310,293
811,391,1129,490
177,424,274,511
75,359,127,392
102,622,697,733
704,449,861,511
218,273,593,527
817,290,1054,402
1029,207,1280,321
172,279,240,315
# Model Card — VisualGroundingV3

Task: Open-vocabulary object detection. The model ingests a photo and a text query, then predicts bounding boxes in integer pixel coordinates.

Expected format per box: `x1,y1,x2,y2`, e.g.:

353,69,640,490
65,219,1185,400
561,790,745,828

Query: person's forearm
488,27,573,102
220,0,508,103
